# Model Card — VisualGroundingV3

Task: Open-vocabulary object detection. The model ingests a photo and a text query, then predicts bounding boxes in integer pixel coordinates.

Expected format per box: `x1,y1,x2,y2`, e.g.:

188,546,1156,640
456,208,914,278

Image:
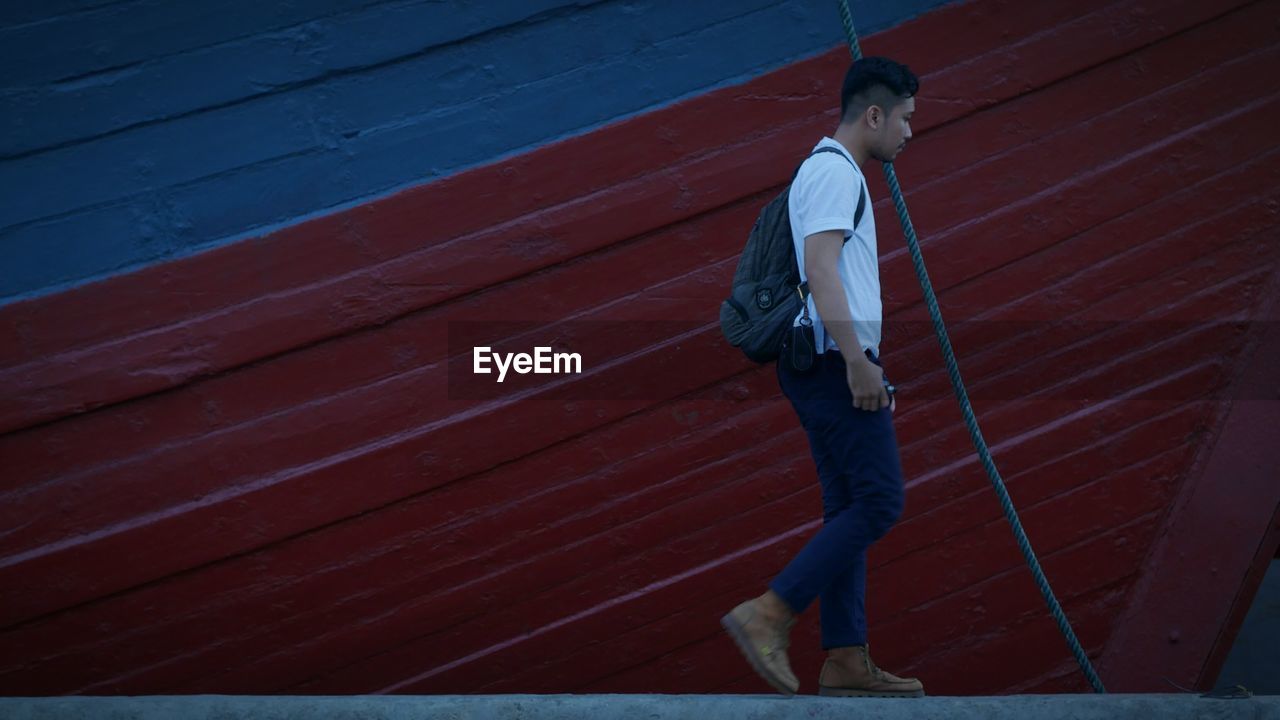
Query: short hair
840,56,919,121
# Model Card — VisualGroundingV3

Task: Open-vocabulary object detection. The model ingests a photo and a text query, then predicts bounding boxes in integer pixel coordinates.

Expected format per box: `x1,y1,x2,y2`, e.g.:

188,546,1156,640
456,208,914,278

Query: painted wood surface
1,0,1278,696
0,0,952,302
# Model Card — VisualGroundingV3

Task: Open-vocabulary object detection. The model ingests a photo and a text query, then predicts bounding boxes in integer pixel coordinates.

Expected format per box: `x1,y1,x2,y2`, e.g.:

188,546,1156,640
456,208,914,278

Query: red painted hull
1,0,1278,696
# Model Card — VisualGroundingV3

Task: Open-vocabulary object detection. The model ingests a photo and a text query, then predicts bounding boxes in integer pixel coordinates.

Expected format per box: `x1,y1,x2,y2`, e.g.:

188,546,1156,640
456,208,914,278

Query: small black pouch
782,283,817,373
785,317,815,373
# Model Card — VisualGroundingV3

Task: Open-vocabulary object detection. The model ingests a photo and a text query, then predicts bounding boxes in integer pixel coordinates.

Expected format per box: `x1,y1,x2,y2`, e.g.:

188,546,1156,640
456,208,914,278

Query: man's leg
813,464,922,695
768,355,904,616
720,353,853,694
814,396,899,650
781,353,922,697
770,351,924,697
722,351,901,694
820,549,866,648
810,431,868,651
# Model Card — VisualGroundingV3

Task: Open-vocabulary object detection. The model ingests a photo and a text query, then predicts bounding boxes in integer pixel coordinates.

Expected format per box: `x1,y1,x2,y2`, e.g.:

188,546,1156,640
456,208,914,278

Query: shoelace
753,613,795,657
863,644,887,680
778,619,796,651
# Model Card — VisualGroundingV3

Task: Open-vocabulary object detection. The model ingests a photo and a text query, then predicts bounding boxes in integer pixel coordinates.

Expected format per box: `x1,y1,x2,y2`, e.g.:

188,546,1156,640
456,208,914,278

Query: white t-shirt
788,137,881,356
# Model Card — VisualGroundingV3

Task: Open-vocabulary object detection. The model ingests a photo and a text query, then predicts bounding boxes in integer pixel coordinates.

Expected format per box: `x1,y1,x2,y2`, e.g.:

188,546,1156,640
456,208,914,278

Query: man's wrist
843,349,872,368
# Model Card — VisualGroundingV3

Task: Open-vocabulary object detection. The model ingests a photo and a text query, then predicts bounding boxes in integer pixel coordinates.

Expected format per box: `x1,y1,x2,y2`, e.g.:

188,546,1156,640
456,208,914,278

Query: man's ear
865,104,883,130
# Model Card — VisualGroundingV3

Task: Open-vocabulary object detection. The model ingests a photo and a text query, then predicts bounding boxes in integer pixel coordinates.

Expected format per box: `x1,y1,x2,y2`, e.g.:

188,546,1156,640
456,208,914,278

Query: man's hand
846,355,889,411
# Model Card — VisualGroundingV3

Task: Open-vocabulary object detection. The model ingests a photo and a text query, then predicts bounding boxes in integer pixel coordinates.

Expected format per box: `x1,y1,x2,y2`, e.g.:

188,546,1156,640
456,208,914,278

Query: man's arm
805,230,889,411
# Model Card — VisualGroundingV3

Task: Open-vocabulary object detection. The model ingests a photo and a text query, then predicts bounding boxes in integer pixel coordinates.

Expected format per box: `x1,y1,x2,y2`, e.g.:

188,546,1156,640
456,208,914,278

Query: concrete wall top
2,695,1279,720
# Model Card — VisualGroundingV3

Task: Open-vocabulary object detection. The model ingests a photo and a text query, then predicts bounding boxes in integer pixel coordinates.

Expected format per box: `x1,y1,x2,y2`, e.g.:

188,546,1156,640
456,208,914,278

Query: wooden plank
5,77,1274,548
0,391,799,688
0,0,378,86
882,403,1218,565
0,272,1249,630
443,443,1190,694
6,47,1276,450
0,1,612,154
7,335,1208,681
0,326,751,626
0,184,1264,645
417,453,1162,691
7,130,1273,521
874,450,1186,623
898,350,1236,528
883,240,1273,508
558,514,1155,695
900,252,1271,452
0,0,1120,366
11,0,1275,490
72,358,1219,694
897,0,1280,183
1097,265,1280,690
1,0,1277,697
73,463,822,694
877,51,1280,317
0,196,762,490
0,333,1231,691
894,582,1131,695
1,131,1259,503
0,0,1254,431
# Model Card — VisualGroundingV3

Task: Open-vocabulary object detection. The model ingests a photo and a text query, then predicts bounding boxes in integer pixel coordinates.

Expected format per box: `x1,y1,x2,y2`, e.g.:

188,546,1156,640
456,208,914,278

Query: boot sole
720,612,798,696
818,685,925,698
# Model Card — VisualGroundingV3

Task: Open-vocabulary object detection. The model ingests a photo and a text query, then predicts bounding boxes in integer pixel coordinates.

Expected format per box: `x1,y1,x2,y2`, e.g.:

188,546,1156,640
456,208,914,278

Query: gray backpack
719,147,867,363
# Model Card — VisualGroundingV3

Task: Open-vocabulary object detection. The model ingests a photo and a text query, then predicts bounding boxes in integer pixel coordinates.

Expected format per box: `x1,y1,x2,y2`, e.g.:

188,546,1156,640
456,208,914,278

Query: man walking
721,57,924,698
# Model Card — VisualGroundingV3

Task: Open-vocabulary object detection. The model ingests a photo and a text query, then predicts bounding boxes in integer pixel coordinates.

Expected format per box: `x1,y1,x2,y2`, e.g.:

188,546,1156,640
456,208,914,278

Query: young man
721,57,923,698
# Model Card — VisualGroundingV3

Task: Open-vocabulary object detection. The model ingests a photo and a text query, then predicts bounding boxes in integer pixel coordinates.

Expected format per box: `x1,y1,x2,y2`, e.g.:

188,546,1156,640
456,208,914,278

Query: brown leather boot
721,599,800,695
817,644,924,697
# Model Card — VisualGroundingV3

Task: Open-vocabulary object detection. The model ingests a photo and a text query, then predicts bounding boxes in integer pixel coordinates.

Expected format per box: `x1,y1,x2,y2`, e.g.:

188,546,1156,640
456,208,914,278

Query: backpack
719,147,868,363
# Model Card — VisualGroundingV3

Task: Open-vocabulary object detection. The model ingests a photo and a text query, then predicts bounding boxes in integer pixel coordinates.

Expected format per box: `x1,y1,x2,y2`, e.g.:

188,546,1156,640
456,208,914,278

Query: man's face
871,96,915,163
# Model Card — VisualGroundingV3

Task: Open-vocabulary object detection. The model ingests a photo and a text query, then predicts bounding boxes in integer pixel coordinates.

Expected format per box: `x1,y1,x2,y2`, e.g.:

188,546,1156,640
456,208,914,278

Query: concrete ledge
1,694,1277,720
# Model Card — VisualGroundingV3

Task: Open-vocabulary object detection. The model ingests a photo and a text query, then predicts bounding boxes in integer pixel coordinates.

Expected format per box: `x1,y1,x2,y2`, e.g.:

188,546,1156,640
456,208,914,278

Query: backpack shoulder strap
853,180,867,230
809,146,847,162
792,147,869,302
798,146,869,233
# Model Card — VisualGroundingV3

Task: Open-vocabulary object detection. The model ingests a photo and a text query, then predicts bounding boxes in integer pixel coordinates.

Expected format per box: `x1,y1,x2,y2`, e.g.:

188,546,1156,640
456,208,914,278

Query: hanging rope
835,0,1107,694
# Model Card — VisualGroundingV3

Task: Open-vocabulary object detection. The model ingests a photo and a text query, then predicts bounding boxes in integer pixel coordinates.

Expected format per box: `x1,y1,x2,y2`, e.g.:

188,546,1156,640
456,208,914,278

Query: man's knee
866,483,904,540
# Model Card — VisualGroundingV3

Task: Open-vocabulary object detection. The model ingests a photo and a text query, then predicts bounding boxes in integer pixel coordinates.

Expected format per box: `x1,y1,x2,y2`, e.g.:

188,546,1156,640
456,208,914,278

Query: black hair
840,56,919,121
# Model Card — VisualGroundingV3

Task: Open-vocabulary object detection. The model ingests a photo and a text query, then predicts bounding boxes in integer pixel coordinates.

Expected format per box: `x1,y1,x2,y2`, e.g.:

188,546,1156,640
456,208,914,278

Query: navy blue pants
769,349,905,649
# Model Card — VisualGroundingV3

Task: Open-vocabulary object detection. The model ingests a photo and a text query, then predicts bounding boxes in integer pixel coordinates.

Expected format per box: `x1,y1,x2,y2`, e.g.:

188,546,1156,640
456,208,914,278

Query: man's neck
831,126,871,168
